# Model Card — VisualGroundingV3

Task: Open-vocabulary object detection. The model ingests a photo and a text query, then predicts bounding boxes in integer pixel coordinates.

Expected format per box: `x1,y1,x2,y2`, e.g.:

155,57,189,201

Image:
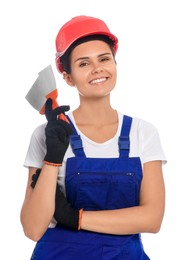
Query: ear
63,72,75,86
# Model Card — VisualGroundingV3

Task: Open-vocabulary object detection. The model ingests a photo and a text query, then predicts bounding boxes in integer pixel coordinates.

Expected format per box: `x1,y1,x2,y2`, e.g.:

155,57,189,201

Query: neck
73,95,117,126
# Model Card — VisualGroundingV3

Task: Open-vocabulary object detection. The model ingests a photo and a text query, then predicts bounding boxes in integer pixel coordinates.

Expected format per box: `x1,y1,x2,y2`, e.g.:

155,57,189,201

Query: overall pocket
73,171,138,210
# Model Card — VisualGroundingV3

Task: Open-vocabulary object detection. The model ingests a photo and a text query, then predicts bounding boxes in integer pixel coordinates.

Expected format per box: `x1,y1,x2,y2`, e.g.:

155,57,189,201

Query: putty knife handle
39,89,70,124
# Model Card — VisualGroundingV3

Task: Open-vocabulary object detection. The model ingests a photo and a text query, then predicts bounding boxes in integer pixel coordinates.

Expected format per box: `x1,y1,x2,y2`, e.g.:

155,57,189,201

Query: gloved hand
54,182,83,230
43,98,73,166
30,169,83,230
30,168,41,188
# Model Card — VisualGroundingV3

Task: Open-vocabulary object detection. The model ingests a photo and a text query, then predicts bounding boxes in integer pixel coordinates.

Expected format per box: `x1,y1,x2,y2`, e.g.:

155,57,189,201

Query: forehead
71,40,112,59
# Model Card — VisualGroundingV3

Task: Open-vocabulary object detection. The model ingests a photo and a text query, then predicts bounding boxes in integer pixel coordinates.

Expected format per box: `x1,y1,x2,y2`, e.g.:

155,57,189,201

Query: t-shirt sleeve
23,124,47,168
139,119,167,164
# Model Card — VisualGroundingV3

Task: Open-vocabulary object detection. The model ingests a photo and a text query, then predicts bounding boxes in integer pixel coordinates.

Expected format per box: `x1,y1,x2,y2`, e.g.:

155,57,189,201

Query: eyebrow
74,52,112,63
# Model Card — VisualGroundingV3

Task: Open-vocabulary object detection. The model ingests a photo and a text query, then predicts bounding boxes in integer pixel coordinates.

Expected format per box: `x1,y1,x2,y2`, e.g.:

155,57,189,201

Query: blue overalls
31,115,150,260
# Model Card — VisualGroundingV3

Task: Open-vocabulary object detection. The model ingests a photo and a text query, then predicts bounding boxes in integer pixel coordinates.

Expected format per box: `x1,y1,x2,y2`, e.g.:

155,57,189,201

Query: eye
100,56,111,62
79,61,89,67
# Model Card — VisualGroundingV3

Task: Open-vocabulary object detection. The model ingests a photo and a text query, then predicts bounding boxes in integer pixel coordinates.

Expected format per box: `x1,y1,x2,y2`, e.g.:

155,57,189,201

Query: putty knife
25,65,69,122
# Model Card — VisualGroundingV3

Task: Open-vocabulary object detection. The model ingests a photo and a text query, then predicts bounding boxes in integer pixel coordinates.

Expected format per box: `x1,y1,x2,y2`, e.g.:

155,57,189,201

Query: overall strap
66,116,86,157
119,115,132,158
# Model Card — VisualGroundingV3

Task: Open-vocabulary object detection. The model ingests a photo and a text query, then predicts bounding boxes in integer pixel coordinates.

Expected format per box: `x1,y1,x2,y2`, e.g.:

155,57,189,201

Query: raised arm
20,165,58,241
20,99,73,241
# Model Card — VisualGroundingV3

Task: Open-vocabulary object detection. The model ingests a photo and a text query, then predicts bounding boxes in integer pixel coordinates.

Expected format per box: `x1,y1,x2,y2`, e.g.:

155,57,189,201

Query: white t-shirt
24,111,167,227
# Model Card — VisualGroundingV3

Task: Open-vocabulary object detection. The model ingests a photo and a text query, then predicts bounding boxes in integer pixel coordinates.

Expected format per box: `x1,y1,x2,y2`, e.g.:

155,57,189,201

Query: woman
21,15,166,259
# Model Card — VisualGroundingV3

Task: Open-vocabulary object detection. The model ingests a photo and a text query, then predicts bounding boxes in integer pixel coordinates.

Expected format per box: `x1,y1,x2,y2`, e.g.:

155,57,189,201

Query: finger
45,98,53,121
31,169,41,181
50,106,70,120
53,105,70,114
31,169,41,188
45,98,53,111
57,119,73,135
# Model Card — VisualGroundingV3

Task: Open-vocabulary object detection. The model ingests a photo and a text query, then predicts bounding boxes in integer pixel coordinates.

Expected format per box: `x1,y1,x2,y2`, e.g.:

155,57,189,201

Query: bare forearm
81,205,164,235
20,165,58,240
81,162,165,235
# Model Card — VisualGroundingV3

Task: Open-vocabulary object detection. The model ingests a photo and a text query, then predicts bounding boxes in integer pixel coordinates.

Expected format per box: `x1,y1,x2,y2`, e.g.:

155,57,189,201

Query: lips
89,77,107,85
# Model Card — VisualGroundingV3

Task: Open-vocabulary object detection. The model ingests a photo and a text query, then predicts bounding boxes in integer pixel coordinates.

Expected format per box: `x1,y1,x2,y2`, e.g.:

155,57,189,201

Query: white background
1,0,190,259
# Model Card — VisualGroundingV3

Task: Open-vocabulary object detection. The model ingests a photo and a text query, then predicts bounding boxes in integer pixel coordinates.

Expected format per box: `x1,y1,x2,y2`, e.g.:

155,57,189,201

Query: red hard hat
55,15,118,73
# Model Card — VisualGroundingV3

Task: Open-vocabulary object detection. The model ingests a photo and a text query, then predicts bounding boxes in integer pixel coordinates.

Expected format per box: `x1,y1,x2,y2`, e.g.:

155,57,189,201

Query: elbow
20,212,48,242
21,218,45,242
22,225,44,241
148,222,162,234
24,228,43,242
142,204,165,234
146,216,164,234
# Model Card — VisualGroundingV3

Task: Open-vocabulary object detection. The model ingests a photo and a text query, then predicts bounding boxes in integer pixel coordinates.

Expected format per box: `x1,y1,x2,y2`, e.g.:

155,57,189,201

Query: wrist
43,160,62,167
78,209,83,230
43,150,65,166
42,164,60,174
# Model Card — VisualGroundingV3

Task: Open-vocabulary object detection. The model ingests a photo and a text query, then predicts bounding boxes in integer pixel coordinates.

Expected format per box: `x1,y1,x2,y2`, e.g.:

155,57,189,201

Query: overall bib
31,115,150,260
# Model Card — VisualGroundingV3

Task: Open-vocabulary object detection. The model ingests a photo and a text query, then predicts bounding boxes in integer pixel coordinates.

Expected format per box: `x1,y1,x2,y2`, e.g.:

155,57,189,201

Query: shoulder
118,112,158,138
29,123,47,144
32,123,46,135
131,117,158,139
128,116,166,164
24,123,47,168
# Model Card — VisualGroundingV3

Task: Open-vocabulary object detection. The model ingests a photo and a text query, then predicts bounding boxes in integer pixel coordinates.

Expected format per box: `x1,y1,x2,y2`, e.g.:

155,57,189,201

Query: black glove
43,98,73,166
30,168,41,188
30,169,83,230
54,183,83,230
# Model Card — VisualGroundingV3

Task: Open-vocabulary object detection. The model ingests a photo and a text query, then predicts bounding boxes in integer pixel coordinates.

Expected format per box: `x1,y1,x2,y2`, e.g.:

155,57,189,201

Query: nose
91,62,103,74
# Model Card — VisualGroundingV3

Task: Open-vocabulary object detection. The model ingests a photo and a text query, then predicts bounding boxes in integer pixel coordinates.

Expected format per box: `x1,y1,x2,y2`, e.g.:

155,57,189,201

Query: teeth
90,78,106,84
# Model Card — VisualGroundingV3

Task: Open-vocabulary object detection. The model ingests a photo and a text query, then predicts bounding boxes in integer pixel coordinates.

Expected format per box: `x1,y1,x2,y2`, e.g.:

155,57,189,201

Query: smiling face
64,40,117,99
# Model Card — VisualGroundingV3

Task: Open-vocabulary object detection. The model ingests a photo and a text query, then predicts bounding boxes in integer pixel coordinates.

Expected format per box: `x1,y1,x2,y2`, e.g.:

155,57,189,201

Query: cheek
110,67,117,84
72,70,90,87
71,76,83,87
